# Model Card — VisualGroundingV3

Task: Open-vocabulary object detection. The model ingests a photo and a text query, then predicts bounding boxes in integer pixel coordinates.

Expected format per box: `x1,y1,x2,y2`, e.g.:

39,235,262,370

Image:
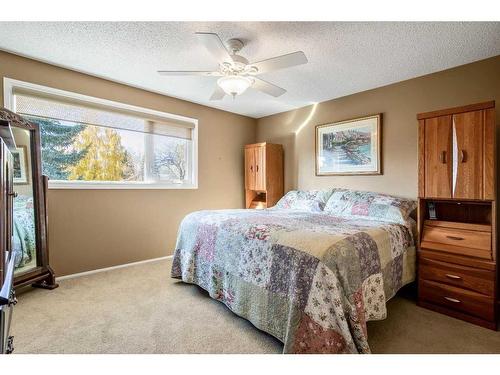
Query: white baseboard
56,255,173,281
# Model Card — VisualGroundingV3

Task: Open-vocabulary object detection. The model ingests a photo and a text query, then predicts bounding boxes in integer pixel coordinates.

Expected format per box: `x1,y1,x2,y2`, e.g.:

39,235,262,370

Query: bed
171,189,416,354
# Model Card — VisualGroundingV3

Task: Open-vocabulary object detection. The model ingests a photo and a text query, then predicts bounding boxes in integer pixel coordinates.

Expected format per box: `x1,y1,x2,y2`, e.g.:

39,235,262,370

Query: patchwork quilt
171,209,416,353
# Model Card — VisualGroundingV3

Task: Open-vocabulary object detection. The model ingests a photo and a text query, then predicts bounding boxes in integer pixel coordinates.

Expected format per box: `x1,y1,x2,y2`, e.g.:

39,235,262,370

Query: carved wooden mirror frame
0,108,57,289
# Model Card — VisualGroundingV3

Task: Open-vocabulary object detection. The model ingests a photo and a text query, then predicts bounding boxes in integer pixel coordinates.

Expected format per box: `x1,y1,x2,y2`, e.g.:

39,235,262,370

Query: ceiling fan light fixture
158,32,307,100
217,75,253,98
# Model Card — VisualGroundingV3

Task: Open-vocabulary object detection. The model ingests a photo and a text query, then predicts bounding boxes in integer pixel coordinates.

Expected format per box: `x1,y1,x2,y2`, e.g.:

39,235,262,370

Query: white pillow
273,190,333,212
324,189,416,224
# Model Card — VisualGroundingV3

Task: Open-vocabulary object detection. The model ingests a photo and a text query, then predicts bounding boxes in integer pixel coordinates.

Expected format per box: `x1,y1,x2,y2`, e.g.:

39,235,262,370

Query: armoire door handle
256,165,259,173
439,151,447,164
250,165,253,172
460,150,466,163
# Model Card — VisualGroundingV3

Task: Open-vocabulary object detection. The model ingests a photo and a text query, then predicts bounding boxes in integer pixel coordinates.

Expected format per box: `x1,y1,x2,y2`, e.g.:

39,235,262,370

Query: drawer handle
445,274,462,280
446,235,464,241
444,296,461,303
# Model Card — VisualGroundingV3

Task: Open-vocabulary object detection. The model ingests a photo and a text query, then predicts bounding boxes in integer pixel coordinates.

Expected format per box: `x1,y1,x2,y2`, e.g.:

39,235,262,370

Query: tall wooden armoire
244,143,283,209
417,101,498,330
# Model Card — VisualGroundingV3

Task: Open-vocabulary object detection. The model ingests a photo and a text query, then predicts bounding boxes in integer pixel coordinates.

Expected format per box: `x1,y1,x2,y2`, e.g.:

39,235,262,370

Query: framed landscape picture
12,145,29,184
315,114,382,175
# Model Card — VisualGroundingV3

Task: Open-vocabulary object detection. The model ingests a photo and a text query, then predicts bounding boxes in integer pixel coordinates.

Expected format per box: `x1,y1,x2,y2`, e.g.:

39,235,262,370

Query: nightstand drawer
419,257,495,296
419,279,495,321
421,225,491,259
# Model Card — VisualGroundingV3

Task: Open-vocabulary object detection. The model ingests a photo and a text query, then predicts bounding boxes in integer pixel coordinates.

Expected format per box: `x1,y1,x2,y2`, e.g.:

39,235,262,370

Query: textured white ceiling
0,22,499,118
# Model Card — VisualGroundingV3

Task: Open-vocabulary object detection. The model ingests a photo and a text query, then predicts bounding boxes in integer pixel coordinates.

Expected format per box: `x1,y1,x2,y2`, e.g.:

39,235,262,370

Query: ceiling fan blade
251,51,308,75
209,85,226,101
252,78,286,97
195,32,233,63
157,71,221,76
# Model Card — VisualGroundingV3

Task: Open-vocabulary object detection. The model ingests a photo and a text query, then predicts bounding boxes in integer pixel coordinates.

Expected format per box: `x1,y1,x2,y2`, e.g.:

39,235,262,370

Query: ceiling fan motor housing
222,39,259,74
225,38,244,54
220,54,256,76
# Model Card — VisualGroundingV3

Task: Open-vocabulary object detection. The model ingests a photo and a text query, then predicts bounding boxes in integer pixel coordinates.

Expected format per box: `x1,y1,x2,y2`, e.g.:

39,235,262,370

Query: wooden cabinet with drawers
244,143,283,209
417,101,498,330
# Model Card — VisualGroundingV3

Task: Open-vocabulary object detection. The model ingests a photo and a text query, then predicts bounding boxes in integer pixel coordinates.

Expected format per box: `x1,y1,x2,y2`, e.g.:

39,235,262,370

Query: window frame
3,77,198,190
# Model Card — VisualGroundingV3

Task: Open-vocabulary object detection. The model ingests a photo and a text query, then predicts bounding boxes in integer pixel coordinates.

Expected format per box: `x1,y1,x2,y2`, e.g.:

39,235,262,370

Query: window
3,78,198,189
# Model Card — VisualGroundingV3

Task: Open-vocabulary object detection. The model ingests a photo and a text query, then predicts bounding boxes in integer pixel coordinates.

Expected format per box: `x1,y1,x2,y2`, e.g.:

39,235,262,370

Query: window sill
48,180,198,190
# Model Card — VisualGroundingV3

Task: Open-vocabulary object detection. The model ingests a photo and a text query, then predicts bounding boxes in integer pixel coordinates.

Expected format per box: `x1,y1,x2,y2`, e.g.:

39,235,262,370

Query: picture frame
315,114,382,175
12,145,30,184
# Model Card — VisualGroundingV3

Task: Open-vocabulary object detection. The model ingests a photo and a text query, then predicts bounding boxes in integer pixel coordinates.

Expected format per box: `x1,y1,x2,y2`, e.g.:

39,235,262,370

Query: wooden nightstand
418,218,496,329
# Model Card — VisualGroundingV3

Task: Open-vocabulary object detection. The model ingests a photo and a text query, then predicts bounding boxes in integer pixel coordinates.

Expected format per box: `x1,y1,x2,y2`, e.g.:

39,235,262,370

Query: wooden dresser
417,101,497,330
244,142,283,209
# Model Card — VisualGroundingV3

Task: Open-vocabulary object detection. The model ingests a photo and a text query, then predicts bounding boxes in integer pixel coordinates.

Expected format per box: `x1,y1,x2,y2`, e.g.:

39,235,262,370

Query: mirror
0,107,57,289
11,127,37,274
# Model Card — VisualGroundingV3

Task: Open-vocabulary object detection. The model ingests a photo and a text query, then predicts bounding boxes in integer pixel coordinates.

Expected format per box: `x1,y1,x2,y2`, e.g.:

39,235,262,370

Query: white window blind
14,88,195,140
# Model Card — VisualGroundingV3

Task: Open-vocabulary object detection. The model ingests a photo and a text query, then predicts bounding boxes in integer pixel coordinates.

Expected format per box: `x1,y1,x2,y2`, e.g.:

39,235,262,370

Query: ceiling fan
157,32,308,100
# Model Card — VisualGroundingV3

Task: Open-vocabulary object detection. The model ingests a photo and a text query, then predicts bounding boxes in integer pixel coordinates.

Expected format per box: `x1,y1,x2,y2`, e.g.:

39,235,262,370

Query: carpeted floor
11,258,500,354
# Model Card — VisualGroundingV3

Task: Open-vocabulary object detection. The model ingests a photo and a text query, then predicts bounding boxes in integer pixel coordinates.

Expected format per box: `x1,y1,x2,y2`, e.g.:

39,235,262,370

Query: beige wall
257,55,500,199
0,51,257,276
